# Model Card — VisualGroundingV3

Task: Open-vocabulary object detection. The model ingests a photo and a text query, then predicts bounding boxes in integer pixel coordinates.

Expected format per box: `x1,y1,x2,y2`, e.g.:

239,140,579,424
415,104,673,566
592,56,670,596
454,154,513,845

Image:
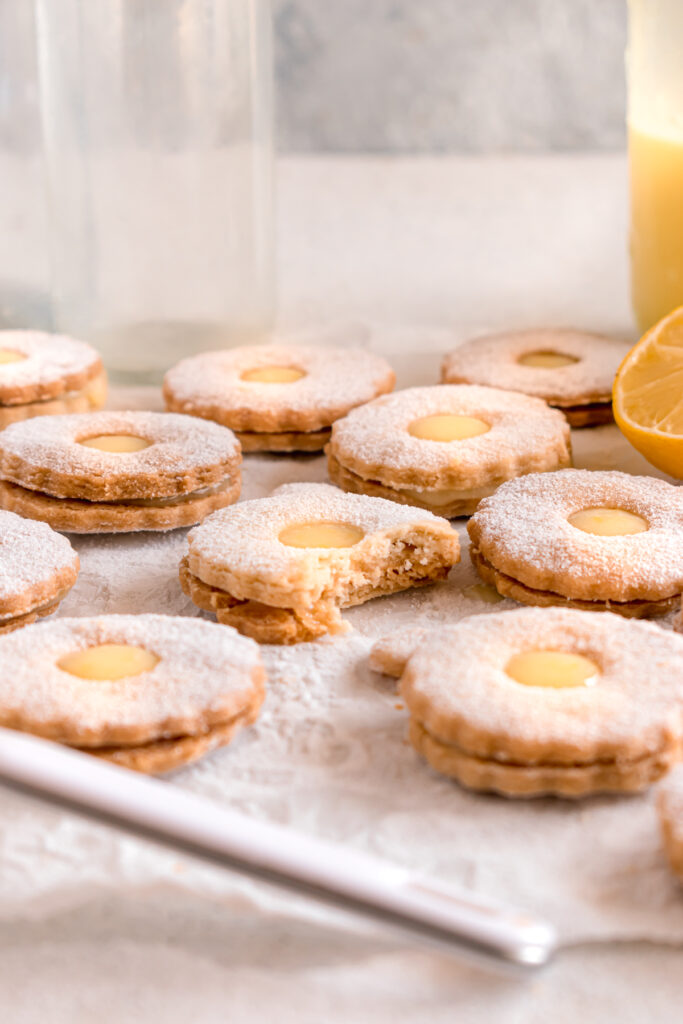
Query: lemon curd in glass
628,0,683,331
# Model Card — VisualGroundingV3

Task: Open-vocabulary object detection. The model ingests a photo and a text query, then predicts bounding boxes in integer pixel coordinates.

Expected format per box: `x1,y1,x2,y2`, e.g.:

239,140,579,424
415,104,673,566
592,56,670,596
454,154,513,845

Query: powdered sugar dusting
402,607,683,755
0,411,240,477
0,614,262,738
469,469,683,599
0,510,78,603
0,330,101,397
330,385,570,486
164,344,394,417
442,329,630,403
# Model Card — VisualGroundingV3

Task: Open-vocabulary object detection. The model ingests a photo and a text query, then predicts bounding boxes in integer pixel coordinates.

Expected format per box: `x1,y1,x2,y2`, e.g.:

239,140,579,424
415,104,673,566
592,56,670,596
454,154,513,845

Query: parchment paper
1,378,682,960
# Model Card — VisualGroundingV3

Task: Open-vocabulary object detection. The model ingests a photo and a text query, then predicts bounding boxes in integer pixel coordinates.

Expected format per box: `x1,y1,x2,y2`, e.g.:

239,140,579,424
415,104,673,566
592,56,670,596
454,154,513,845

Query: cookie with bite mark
181,483,460,644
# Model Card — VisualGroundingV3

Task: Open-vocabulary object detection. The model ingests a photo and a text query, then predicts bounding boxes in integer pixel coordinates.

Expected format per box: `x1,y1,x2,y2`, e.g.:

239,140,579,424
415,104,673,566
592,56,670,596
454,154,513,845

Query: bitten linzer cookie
0,329,107,426
163,343,395,452
0,509,79,632
441,329,630,427
370,608,683,798
181,483,460,644
0,615,265,773
468,469,683,617
327,385,571,517
658,767,683,883
0,411,241,533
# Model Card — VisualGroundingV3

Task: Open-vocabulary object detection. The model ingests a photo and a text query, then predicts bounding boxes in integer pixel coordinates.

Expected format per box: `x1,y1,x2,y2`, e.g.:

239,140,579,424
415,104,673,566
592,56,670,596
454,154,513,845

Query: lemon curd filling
464,583,504,604
240,366,305,383
0,349,27,365
505,650,599,689
80,435,152,453
518,351,579,369
279,521,365,548
408,414,490,442
58,643,160,680
568,507,649,536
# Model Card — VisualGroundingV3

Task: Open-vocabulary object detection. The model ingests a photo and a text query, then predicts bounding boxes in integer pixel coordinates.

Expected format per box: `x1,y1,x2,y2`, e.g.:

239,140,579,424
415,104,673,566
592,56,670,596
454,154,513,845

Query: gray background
274,0,627,152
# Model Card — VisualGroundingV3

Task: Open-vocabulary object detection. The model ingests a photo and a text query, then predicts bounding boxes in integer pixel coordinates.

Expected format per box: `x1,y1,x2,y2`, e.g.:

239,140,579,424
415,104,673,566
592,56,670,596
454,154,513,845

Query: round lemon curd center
408,414,490,442
0,349,27,365
57,643,160,681
240,366,305,384
568,507,649,536
279,521,365,549
505,650,599,689
80,434,152,453
518,351,579,369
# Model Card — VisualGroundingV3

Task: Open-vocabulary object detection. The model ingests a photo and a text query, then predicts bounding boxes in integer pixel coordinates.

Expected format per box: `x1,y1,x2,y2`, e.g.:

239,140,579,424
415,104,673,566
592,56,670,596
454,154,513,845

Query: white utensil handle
0,727,556,969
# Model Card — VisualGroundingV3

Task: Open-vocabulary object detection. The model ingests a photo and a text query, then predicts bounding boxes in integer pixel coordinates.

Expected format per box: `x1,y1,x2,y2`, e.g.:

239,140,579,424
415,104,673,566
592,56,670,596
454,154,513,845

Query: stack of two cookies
0,330,106,426
0,615,265,773
0,409,242,533
371,607,683,799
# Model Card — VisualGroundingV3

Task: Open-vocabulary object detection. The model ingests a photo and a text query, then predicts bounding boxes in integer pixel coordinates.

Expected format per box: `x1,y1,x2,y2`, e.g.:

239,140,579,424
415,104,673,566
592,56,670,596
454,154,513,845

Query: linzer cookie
327,385,571,517
0,509,78,632
371,608,683,798
468,469,683,617
0,329,106,427
181,483,460,644
441,329,630,427
163,343,395,452
0,411,241,533
658,767,683,882
0,615,265,773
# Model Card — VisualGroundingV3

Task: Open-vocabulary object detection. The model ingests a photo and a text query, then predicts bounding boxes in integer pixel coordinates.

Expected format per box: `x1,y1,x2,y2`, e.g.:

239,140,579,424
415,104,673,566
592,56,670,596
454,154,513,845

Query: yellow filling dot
464,583,504,604
518,351,579,368
505,650,598,689
0,349,26,365
568,507,649,536
58,643,160,681
240,366,305,383
80,434,152,453
408,414,490,442
279,521,365,548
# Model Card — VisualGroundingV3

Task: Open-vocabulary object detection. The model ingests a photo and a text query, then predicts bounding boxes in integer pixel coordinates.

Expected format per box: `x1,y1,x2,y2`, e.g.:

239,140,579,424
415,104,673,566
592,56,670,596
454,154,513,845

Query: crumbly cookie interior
182,525,457,643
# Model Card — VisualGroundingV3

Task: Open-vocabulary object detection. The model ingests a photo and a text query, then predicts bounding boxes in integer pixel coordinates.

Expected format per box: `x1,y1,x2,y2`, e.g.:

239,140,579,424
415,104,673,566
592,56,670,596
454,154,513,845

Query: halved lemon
613,306,683,479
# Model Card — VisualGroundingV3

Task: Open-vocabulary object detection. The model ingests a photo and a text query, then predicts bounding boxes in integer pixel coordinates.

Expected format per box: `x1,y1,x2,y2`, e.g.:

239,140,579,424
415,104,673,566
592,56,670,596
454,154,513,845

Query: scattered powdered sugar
0,509,78,601
470,469,683,597
442,328,631,402
0,330,101,394
0,411,240,477
0,614,261,737
187,482,451,583
401,607,683,754
3,383,683,951
164,344,394,415
659,766,683,843
329,385,569,482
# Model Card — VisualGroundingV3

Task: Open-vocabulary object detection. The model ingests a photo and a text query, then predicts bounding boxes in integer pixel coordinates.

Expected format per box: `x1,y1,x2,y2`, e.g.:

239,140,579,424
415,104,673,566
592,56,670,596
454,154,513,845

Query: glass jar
628,0,683,333
34,0,274,382
0,2,51,330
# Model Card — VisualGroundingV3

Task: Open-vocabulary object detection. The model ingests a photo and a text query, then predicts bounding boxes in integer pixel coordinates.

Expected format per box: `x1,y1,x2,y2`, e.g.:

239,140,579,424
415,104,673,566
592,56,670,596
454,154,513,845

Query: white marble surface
2,156,682,1022
274,1,627,152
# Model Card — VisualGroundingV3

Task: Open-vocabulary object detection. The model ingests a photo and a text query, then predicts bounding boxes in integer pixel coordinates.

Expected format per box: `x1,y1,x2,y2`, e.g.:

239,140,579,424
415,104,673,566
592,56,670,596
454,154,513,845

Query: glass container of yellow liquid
628,0,683,332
